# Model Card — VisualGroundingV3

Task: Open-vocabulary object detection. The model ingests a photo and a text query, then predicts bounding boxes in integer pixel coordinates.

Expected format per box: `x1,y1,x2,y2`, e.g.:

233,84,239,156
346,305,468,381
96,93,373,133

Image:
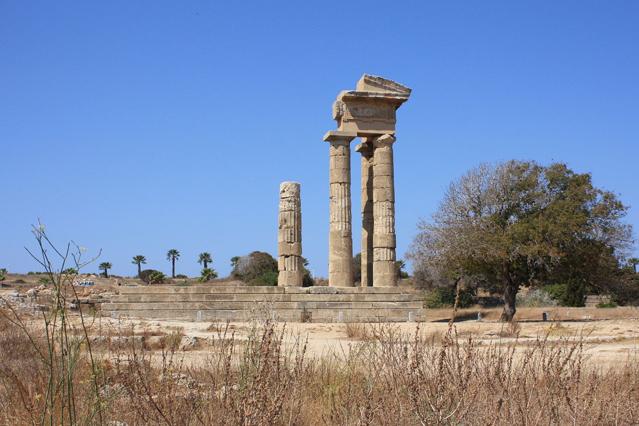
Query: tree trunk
172,259,176,278
105,269,109,279
137,263,142,277
204,261,208,269
501,282,517,322
500,263,518,322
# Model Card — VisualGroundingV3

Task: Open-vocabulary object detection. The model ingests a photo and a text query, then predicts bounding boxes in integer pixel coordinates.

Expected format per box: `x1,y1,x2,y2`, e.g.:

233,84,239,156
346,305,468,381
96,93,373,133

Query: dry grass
1,309,638,425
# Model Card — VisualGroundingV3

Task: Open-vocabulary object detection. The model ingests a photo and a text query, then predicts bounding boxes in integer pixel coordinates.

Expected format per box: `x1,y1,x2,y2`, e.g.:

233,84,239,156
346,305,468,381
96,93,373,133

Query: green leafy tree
628,257,639,274
0,268,6,283
166,249,180,278
231,251,278,285
230,256,240,270
409,161,632,321
301,257,314,287
396,260,409,279
99,262,112,278
131,255,147,277
198,252,213,269
139,269,166,284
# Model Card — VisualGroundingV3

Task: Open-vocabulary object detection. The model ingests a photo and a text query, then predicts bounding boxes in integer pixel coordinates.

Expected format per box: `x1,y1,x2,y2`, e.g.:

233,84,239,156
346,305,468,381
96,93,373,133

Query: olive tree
408,161,632,321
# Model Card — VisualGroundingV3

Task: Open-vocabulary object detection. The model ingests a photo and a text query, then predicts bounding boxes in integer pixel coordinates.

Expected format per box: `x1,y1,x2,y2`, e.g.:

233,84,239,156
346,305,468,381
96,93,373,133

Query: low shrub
198,268,218,282
516,288,558,307
139,269,166,284
248,270,278,286
424,286,474,308
175,274,188,279
596,301,618,308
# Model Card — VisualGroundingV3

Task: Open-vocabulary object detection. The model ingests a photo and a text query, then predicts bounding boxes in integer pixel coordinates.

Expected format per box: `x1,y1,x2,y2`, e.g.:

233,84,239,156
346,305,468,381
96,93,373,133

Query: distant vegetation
98,262,112,278
166,249,180,278
139,269,166,284
229,251,314,286
131,255,147,277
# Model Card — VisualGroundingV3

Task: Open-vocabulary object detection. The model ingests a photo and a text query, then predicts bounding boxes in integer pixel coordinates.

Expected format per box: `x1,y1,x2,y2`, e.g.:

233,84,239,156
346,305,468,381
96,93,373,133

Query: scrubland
1,305,638,425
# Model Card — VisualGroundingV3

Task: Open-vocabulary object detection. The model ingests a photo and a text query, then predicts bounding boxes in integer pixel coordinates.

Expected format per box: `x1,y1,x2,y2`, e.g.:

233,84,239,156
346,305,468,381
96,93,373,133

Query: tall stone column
356,140,374,287
324,131,356,287
277,182,303,287
372,134,397,287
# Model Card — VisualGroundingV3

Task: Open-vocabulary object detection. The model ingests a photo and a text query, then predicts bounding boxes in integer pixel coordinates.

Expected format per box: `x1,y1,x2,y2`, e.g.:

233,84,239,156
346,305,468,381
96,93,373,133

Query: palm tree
198,252,213,269
166,249,180,278
99,262,112,278
131,255,147,277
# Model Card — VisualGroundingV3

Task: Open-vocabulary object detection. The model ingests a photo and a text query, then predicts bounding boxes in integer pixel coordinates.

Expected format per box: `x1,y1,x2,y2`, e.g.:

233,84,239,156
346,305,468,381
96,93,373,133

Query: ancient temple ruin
103,74,426,323
324,75,411,287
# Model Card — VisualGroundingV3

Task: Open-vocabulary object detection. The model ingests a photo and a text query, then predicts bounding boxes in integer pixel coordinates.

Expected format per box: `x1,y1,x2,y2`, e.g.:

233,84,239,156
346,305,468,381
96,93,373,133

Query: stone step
102,300,424,311
107,308,424,323
116,285,420,295
101,285,427,323
109,293,423,303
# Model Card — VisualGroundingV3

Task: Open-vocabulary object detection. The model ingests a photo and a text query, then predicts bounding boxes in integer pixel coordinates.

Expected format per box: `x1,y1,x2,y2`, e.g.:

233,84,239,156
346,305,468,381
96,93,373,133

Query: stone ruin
278,74,411,288
103,74,425,323
277,182,303,286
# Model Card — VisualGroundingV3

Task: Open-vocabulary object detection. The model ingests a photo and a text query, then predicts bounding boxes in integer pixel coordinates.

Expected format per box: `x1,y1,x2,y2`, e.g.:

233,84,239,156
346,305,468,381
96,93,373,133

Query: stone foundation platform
102,285,426,322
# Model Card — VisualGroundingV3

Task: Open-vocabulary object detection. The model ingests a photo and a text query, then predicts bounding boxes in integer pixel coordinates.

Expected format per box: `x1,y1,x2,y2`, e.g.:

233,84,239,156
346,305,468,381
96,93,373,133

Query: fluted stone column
278,182,303,286
356,140,374,287
324,131,356,287
372,134,397,287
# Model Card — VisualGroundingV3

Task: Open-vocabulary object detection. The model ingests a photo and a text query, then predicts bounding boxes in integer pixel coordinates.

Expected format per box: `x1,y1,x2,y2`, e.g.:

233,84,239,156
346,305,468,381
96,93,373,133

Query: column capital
323,130,357,144
373,134,396,148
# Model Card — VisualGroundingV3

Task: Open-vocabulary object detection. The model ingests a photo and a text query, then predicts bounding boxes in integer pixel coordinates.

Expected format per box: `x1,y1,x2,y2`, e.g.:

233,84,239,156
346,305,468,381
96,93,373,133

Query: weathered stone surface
278,182,303,287
325,76,410,289
372,134,397,287
356,140,374,287
101,285,427,323
332,75,411,136
324,131,356,287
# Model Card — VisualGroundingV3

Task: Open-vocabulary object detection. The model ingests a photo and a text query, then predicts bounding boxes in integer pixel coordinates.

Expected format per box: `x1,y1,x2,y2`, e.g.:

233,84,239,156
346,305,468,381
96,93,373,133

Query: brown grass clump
1,308,638,425
344,322,372,340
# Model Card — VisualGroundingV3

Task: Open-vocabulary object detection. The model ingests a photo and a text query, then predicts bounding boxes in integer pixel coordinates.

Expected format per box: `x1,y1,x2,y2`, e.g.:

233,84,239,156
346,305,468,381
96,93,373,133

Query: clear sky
1,0,638,278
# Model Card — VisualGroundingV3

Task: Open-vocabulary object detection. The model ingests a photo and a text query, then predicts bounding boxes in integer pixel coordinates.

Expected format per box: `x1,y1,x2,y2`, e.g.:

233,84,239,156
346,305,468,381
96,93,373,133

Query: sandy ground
79,315,639,369
2,278,637,370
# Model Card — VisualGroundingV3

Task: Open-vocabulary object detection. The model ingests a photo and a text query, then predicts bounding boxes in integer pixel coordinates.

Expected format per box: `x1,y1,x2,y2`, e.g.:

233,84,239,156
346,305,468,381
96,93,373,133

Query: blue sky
1,1,637,278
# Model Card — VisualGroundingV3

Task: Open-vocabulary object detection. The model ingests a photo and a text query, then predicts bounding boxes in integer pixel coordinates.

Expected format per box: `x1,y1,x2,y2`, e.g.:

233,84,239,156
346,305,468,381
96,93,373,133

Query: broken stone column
372,134,397,287
278,182,303,287
324,131,356,287
356,139,374,287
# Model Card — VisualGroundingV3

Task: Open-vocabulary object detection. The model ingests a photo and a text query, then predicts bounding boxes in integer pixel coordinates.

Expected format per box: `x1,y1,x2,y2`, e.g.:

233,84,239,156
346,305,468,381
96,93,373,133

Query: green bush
248,270,278,286
423,286,474,309
516,288,558,307
38,277,51,286
139,269,166,284
543,282,585,307
198,268,218,282
175,274,188,279
0,268,6,282
62,268,78,275
596,301,618,308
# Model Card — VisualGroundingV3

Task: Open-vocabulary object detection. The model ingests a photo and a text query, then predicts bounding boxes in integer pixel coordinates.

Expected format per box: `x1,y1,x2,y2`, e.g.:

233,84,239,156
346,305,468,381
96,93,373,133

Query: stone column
356,140,374,287
277,182,303,286
372,134,397,287
324,131,356,287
